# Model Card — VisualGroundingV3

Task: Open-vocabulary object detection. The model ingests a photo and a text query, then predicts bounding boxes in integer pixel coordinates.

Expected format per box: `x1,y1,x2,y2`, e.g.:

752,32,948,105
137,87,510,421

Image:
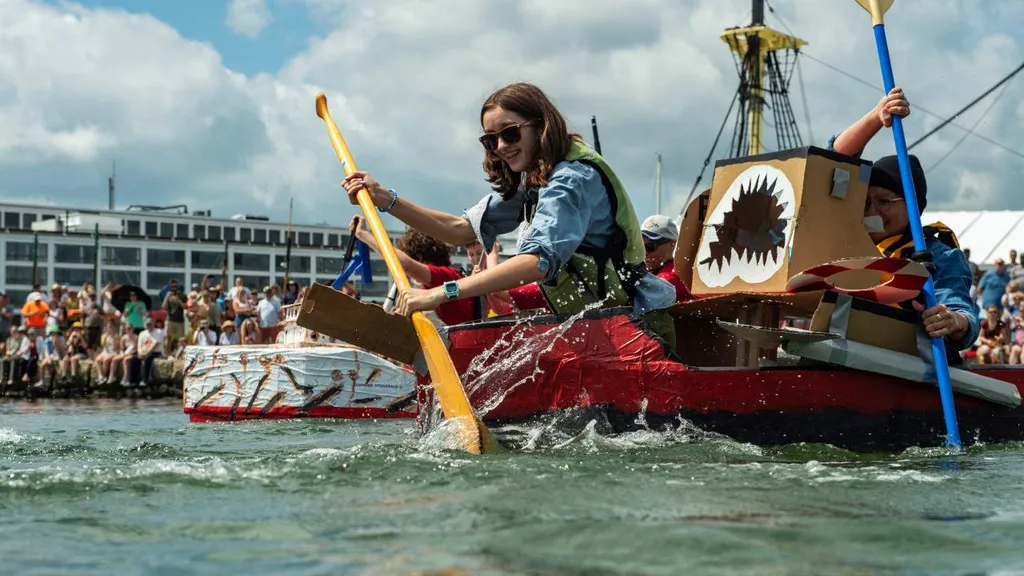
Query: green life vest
520,139,649,315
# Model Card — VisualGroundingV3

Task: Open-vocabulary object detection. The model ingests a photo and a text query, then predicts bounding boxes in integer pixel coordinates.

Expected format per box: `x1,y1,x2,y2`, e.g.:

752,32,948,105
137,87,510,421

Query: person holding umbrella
116,289,149,335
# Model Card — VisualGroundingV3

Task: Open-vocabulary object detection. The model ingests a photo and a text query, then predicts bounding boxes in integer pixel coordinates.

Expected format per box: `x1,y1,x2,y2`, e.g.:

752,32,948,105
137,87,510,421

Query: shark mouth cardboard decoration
696,165,795,288
684,147,882,296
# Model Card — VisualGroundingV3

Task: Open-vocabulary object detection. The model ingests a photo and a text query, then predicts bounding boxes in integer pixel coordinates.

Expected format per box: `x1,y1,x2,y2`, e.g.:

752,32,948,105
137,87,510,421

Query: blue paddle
855,0,962,450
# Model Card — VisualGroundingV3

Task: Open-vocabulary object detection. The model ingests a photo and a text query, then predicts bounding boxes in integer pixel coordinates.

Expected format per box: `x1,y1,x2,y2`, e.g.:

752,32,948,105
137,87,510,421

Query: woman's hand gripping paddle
855,0,963,451
314,93,497,455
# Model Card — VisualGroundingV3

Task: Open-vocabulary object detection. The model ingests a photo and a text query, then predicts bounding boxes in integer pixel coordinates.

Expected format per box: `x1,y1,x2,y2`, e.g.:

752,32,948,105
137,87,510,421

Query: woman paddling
341,82,677,346
830,87,979,360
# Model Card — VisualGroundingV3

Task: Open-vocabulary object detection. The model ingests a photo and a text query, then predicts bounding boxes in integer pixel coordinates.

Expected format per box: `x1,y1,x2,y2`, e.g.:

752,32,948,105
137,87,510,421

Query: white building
0,202,477,305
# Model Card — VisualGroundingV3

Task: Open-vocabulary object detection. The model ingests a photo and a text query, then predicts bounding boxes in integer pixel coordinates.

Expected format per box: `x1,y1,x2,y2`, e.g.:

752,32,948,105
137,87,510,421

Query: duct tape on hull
784,338,1022,408
182,344,418,419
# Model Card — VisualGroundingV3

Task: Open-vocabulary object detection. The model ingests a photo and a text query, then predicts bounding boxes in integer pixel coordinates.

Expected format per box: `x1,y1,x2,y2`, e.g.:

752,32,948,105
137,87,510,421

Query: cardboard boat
297,146,1024,452
183,302,418,422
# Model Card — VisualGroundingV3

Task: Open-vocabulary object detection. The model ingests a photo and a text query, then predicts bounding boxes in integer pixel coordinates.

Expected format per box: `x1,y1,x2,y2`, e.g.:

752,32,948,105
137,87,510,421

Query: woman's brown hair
480,82,580,200
396,229,452,268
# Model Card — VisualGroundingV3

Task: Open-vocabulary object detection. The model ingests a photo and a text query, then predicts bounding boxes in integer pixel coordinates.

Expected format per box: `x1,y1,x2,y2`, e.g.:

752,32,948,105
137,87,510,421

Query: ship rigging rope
925,78,1014,174
688,90,739,198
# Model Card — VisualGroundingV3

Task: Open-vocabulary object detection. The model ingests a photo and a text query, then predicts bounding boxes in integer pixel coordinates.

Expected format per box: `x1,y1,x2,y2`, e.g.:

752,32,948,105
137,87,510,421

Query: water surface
2,399,1023,575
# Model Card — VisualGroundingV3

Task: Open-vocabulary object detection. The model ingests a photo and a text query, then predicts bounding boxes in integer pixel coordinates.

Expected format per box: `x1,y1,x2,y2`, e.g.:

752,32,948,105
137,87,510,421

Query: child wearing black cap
828,87,979,362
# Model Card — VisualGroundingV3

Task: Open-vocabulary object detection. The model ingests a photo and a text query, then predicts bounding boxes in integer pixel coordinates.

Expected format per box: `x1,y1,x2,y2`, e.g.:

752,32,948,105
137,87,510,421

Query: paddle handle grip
872,23,962,449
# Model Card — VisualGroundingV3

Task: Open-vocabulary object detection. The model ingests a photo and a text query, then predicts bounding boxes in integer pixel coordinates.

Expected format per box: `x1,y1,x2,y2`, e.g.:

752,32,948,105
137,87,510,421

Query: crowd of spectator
0,275,321,393
967,249,1024,365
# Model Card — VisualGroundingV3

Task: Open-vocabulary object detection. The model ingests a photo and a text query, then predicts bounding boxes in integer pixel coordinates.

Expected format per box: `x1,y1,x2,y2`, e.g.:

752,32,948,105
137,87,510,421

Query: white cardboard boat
183,302,418,422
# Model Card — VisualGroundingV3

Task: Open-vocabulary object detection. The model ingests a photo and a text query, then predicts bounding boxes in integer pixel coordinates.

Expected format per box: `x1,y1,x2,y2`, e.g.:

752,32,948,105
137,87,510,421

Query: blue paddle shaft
872,23,962,449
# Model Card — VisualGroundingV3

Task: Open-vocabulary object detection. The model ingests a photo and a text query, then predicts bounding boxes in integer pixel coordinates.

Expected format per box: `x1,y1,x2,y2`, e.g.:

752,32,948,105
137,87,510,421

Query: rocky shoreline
1,358,185,400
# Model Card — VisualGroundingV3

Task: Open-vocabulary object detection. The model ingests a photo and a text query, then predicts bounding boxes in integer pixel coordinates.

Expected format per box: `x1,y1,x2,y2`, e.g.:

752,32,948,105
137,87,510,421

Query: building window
193,224,206,240
54,267,95,286
207,226,221,241
148,248,186,268
176,223,189,239
102,246,141,267
5,265,46,286
312,232,324,246
4,212,20,229
371,260,389,276
254,229,267,244
316,256,345,275
239,228,251,242
146,271,181,291
22,213,37,228
5,241,48,262
275,255,310,274
55,244,96,264
160,222,173,238
224,227,236,242
189,273,218,288
280,275,312,287
101,269,140,286
235,276,270,291
233,252,269,272
328,233,339,246
340,233,351,246
145,221,157,236
191,250,226,269
270,230,281,244
298,232,310,246
126,220,141,236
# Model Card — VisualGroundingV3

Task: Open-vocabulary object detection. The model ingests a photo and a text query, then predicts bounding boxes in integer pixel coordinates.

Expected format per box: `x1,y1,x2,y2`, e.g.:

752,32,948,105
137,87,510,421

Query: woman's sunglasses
479,122,532,152
644,239,668,252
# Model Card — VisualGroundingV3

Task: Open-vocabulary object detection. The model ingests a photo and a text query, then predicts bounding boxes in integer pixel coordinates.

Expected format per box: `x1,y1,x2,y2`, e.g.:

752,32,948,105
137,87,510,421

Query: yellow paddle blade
314,93,496,455
855,0,895,25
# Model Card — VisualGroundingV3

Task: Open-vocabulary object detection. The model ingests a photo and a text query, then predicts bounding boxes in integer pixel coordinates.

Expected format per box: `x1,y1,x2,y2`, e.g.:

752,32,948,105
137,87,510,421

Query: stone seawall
2,358,185,399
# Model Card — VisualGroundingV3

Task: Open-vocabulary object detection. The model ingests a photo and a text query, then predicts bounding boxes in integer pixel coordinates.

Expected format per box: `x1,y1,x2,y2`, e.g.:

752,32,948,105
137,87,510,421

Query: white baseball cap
641,214,679,242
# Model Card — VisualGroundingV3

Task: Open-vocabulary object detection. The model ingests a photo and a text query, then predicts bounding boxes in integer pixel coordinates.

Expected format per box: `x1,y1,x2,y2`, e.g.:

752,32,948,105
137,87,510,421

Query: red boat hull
422,309,1024,451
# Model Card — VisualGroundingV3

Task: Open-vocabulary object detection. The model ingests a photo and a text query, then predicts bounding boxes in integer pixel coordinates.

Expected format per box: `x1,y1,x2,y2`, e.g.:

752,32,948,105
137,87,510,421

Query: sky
1,0,1022,230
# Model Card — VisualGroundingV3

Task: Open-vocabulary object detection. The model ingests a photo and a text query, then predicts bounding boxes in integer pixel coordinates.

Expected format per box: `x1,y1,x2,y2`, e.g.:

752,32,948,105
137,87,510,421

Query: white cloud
0,0,1022,230
226,0,271,38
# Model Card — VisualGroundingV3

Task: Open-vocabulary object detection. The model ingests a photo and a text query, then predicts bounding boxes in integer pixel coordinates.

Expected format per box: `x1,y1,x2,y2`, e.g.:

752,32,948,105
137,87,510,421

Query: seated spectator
94,320,120,385
977,305,1010,364
130,319,166,388
36,325,64,390
192,319,217,346
2,326,31,387
1009,307,1024,364
112,324,138,387
239,317,260,345
60,322,89,382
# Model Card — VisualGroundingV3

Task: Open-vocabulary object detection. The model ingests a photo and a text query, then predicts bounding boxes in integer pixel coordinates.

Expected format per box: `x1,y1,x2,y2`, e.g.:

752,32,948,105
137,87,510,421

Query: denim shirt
828,133,980,351
463,160,676,315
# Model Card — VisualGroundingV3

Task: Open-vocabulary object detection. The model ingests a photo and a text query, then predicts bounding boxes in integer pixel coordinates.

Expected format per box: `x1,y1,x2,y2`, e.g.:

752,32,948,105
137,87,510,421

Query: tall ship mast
720,0,807,157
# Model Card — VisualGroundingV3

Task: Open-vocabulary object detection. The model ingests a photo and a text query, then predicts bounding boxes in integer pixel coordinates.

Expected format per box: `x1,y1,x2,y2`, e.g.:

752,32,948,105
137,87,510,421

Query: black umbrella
110,285,152,312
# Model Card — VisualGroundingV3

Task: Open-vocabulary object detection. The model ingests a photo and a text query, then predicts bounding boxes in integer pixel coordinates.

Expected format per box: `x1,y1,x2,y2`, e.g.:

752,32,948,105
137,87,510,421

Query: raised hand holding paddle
855,0,962,450
315,93,497,455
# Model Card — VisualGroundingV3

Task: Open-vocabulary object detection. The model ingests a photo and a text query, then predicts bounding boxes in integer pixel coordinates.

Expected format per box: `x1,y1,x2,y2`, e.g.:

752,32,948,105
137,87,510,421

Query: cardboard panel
296,283,421,366
809,292,918,356
673,188,709,291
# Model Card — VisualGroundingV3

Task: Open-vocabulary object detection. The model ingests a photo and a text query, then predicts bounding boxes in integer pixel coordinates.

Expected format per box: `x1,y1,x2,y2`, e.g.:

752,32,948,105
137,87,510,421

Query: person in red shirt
350,217,478,326
641,215,693,302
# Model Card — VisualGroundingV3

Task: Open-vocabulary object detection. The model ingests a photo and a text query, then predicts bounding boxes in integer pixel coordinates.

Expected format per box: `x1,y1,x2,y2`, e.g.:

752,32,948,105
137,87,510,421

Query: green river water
3,399,1024,575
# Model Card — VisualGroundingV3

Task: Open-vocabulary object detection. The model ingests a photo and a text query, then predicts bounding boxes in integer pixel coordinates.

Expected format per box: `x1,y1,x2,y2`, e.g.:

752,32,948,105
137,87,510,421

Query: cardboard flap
296,283,421,366
716,320,838,347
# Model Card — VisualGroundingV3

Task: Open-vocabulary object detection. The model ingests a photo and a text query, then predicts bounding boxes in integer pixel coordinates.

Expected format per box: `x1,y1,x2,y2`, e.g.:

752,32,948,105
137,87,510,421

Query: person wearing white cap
641,215,692,302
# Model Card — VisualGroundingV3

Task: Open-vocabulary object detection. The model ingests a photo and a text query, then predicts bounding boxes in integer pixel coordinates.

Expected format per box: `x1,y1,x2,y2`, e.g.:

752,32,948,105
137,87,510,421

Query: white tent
926,210,1024,266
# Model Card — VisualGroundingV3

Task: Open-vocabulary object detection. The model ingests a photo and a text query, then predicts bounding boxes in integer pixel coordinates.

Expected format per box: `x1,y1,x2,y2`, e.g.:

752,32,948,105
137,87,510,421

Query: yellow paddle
315,93,496,455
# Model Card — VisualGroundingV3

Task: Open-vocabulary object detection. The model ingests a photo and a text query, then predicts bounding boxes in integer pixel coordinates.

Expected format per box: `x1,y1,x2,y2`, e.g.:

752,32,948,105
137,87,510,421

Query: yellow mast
720,0,806,156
